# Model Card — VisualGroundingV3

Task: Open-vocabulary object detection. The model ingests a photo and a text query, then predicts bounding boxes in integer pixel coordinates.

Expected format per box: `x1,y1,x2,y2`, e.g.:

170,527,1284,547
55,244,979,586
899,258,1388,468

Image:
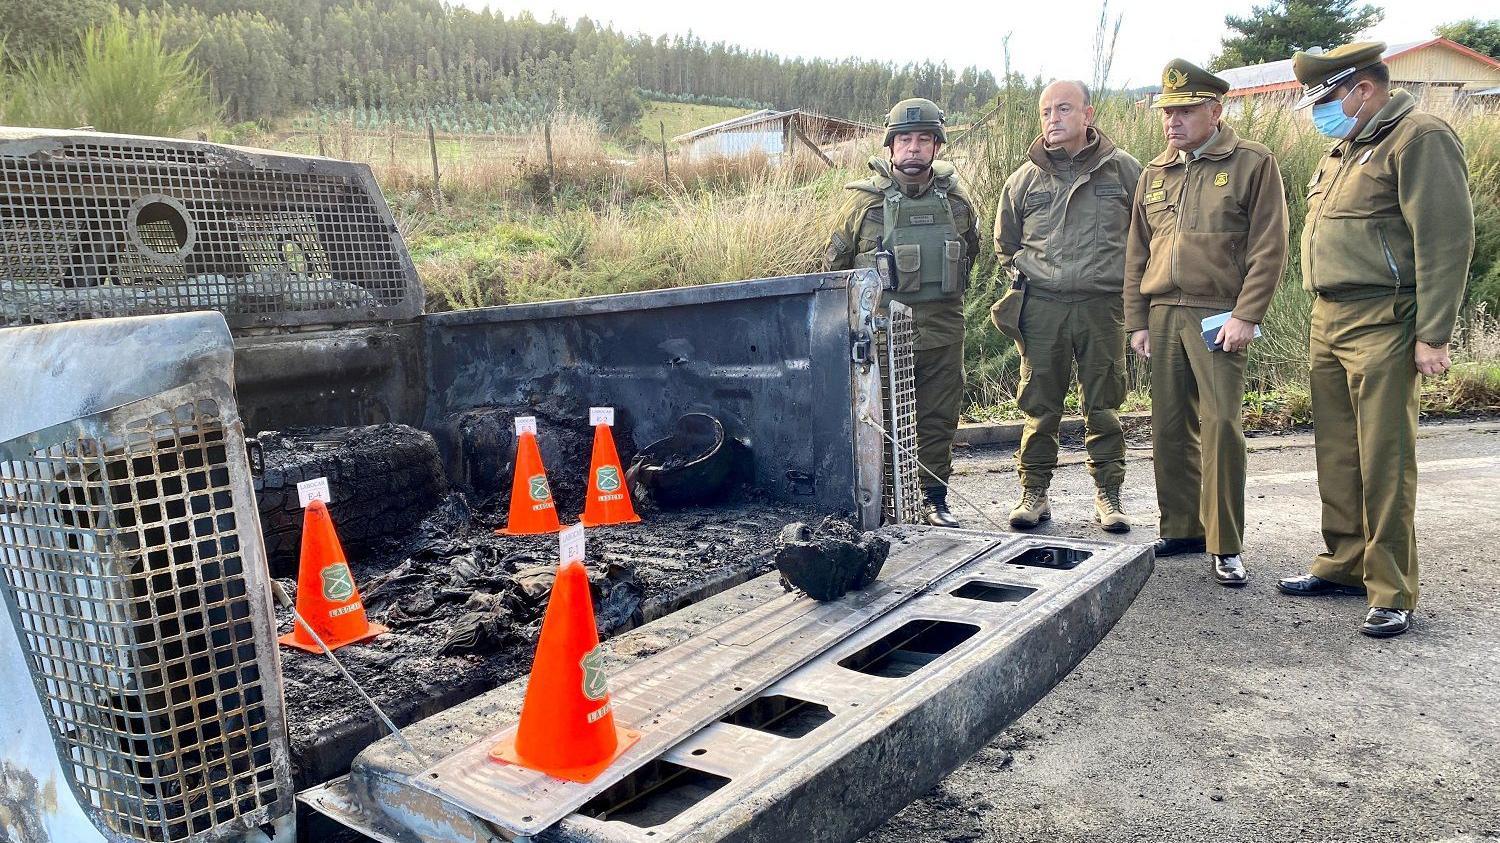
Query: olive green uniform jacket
1123,122,1289,333
1301,89,1474,344
1302,90,1474,611
1124,123,1289,556
825,156,982,351
996,127,1142,299
995,127,1141,490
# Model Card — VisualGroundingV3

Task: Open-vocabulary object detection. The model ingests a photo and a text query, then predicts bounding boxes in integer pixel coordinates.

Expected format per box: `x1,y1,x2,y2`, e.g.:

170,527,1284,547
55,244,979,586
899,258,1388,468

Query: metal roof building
673,109,878,162
1215,37,1500,111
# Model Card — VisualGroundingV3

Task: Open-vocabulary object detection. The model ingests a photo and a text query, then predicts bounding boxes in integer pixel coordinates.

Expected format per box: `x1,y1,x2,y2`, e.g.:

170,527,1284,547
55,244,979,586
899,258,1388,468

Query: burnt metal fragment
775,517,891,601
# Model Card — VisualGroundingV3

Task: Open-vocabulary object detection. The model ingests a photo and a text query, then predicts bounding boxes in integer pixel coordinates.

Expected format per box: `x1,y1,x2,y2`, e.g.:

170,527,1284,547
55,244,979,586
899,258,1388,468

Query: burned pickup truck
0,129,1151,843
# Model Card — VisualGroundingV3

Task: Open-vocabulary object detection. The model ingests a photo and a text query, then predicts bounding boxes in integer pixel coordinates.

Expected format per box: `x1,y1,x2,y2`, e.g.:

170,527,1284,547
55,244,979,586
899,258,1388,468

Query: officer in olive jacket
1277,43,1475,639
996,80,1142,534
826,98,982,527
1124,59,1289,587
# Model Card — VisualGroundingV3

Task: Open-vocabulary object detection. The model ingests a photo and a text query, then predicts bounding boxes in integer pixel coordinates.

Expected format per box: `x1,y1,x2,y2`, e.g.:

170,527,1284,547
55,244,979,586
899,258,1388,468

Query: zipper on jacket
1377,226,1402,289
1168,159,1192,294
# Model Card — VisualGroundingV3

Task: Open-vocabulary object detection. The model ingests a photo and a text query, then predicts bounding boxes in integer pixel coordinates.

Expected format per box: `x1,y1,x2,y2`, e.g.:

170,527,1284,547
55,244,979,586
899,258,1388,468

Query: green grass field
638,100,756,147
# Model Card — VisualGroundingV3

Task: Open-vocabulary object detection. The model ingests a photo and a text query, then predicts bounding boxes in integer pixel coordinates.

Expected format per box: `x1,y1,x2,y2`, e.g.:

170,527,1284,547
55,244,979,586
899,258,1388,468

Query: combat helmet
883,98,946,146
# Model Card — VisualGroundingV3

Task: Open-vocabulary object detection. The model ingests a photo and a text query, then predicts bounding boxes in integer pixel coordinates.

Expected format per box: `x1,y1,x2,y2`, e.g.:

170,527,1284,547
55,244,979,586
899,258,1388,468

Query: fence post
427,120,443,209
544,120,557,202
659,120,670,186
317,121,327,157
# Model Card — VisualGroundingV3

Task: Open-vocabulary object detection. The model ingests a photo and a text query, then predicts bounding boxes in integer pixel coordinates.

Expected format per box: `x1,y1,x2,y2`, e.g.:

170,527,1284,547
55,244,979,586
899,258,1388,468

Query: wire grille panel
881,302,921,525
0,396,292,842
0,133,420,330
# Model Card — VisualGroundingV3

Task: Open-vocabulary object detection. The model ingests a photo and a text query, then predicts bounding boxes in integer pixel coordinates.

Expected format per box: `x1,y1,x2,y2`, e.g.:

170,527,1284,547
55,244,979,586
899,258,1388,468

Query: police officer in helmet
826,98,982,527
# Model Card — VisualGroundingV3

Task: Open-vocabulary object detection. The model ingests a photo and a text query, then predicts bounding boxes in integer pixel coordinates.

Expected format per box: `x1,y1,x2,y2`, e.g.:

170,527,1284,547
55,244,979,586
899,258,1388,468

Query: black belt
1314,287,1415,302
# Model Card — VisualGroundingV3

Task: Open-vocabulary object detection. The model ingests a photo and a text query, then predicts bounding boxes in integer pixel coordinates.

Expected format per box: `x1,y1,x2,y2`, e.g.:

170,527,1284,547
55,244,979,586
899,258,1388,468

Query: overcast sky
459,0,1477,89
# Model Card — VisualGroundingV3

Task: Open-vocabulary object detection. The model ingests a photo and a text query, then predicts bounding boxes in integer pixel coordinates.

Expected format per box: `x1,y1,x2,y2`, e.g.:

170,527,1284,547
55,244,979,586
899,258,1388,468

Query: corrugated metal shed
673,109,878,162
1218,38,1500,99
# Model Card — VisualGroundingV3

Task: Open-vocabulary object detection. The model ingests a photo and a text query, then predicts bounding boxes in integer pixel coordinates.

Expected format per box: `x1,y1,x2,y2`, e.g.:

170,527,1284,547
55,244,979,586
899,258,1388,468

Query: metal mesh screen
881,302,921,525
0,134,419,330
0,395,291,842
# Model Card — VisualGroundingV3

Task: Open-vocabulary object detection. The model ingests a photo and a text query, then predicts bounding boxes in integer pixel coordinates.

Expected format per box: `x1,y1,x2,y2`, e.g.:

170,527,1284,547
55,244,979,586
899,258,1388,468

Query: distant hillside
70,0,1003,129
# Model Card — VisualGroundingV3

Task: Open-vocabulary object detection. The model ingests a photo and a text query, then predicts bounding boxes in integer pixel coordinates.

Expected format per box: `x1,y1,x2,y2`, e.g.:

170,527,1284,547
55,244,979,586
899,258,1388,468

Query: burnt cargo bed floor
276,495,824,788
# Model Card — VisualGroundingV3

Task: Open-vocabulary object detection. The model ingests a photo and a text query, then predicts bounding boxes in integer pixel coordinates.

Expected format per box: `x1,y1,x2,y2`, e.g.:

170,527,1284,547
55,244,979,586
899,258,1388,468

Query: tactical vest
882,181,965,303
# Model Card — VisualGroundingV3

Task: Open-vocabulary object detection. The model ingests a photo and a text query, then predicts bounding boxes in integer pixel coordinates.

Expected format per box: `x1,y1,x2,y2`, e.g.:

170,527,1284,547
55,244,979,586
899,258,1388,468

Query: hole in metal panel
578,759,729,828
838,620,979,679
1009,546,1091,570
720,693,835,739
950,581,1038,604
130,199,192,260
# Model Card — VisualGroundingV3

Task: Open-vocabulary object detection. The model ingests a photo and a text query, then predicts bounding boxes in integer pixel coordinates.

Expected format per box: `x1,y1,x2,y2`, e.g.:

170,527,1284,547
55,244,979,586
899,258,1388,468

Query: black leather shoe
1277,574,1367,597
923,488,961,529
1153,536,1207,557
1361,607,1411,638
1212,554,1247,586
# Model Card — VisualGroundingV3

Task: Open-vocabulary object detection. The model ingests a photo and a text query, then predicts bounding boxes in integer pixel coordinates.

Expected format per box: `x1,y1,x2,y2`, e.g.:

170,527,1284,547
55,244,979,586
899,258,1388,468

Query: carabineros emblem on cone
596,465,621,493
580,645,609,701
321,562,356,602
529,474,552,502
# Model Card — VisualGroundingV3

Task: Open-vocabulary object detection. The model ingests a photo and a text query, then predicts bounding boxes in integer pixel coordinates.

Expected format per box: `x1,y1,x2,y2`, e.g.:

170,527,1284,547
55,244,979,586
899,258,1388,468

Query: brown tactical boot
1094,485,1131,533
1008,486,1051,529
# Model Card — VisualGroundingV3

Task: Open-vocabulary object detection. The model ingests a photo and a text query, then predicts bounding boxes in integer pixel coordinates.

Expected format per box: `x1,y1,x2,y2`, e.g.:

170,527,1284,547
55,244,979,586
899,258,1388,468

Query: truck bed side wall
233,323,427,432
420,274,860,514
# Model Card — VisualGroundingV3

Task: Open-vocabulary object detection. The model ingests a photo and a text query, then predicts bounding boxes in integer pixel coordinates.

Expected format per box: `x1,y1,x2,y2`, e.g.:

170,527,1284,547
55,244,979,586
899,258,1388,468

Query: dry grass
413,168,843,311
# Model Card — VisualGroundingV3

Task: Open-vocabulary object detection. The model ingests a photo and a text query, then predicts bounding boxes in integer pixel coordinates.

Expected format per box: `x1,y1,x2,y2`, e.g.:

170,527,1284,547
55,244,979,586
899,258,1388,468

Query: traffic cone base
279,500,386,652
278,620,388,653
578,512,640,527
489,723,641,783
579,423,641,527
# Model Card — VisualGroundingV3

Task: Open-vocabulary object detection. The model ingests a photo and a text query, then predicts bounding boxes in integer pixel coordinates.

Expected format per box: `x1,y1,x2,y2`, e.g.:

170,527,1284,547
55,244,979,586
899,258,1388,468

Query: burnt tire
252,424,447,578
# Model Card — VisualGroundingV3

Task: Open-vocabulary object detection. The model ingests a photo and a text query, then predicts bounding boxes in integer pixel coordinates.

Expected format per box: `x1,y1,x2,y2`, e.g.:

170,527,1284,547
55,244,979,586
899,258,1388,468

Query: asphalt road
864,419,1500,843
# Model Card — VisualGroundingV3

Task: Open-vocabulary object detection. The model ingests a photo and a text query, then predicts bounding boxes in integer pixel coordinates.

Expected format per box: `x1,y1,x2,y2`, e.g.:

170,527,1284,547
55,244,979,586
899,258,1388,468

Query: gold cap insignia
1214,172,1229,187
1164,67,1189,91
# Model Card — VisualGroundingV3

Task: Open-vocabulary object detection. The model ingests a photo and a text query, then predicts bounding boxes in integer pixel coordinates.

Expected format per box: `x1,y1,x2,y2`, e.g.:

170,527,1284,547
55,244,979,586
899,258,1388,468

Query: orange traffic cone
499,430,563,536
490,559,641,782
278,499,387,652
580,422,641,527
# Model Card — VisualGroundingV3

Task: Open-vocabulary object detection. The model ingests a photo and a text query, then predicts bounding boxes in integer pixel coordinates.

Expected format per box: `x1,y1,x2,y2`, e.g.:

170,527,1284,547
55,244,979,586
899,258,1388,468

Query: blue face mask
1312,87,1363,139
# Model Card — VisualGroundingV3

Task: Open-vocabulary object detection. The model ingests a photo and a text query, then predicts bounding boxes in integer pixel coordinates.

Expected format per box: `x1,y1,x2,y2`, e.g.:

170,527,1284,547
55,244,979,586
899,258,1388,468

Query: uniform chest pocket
893,243,923,293
1024,190,1052,212
1331,166,1397,218
1200,176,1248,232
1142,194,1174,235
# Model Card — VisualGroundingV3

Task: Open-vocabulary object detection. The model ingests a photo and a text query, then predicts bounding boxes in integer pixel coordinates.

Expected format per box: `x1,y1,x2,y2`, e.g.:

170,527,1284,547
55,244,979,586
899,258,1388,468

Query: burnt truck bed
229,273,901,789
279,498,816,788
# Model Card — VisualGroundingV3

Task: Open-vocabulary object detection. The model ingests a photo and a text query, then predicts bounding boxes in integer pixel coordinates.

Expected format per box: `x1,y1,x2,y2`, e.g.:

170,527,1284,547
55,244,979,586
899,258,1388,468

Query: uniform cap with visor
883,98,947,146
1292,41,1387,109
1152,59,1229,108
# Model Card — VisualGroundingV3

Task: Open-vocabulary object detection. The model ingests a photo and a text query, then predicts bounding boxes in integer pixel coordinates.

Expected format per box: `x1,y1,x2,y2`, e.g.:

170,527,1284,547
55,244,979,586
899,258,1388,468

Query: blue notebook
1201,311,1261,351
